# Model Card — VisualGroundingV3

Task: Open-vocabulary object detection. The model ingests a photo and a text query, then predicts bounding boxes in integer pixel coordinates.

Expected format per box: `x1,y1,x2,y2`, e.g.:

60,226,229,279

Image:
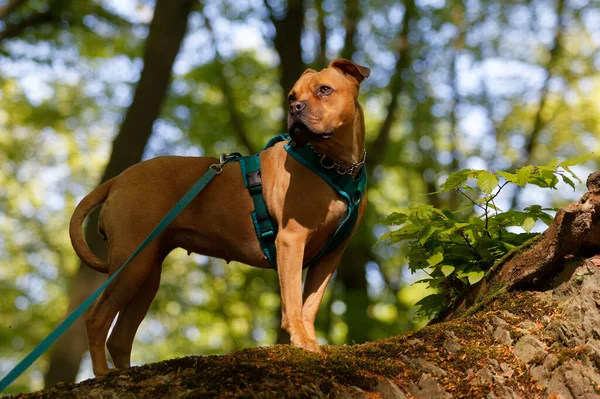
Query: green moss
480,291,553,321
13,289,562,399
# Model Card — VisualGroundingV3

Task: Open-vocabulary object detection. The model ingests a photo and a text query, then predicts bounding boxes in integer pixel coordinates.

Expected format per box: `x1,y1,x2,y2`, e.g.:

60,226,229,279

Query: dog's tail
69,179,114,274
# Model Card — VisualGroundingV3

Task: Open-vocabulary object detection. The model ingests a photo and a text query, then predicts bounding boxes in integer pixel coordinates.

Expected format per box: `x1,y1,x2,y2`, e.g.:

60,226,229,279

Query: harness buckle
260,229,275,239
256,213,270,221
247,170,262,191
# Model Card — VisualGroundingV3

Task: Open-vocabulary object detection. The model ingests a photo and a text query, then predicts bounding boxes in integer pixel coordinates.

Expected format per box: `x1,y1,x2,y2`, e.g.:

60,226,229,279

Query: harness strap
235,135,367,271
284,142,367,268
239,154,278,269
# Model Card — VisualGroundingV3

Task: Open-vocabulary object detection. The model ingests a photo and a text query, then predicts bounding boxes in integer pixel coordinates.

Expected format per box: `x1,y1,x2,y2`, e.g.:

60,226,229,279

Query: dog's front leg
301,247,345,342
275,228,319,351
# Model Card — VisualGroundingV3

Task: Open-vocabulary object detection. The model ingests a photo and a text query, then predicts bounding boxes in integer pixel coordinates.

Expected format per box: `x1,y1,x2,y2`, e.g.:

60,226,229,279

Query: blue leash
0,162,225,393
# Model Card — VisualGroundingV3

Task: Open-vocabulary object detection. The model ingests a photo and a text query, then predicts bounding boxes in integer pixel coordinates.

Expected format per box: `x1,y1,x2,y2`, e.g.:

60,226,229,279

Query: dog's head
287,59,370,146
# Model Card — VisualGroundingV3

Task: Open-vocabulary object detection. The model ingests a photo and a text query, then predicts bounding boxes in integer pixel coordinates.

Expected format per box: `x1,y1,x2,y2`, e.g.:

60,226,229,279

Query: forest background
0,0,599,394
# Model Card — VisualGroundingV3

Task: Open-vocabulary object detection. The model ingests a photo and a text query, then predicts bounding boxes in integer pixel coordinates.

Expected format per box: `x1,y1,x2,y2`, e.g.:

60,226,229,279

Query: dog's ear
329,59,370,84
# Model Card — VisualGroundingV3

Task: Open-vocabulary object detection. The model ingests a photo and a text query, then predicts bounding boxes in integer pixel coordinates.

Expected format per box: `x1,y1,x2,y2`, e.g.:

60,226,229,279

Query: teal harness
230,134,367,270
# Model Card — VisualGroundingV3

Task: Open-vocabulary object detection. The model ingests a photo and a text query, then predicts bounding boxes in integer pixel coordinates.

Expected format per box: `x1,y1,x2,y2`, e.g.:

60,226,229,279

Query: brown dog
70,59,370,376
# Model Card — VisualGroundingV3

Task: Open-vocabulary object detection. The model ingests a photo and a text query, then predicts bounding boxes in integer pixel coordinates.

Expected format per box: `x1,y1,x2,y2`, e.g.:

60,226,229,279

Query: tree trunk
18,174,600,399
510,0,566,209
314,0,328,70
335,0,417,345
264,0,306,133
340,0,359,61
335,221,372,344
43,0,194,387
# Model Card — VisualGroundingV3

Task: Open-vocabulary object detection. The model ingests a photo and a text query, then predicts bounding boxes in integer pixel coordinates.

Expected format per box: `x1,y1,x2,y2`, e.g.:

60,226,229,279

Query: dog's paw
291,336,320,353
303,340,321,353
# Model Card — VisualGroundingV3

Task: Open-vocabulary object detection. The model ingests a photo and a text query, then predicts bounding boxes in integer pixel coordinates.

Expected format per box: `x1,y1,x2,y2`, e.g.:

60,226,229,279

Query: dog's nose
289,101,306,115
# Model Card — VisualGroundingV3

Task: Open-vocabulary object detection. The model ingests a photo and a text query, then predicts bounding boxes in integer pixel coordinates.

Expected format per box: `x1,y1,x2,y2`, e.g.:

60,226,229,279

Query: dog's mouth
289,122,333,147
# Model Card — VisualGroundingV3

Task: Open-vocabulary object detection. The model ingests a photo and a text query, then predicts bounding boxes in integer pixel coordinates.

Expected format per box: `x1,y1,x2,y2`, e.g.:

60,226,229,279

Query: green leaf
537,213,554,226
383,212,408,226
560,174,576,190
497,171,519,185
414,294,447,318
516,165,533,187
477,171,499,194
467,170,483,178
562,166,582,183
543,158,560,169
540,170,560,188
522,205,555,225
418,225,438,245
440,169,471,192
427,248,444,266
560,153,594,168
467,270,485,285
440,265,455,277
521,217,536,233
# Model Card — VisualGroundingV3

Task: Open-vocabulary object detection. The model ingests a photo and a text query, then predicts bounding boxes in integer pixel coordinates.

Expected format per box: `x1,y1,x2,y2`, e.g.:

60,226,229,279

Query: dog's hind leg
85,246,160,376
107,261,162,369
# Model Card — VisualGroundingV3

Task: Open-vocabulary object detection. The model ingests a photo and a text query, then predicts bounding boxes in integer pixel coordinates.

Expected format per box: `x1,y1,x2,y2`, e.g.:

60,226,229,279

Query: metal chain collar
307,144,367,177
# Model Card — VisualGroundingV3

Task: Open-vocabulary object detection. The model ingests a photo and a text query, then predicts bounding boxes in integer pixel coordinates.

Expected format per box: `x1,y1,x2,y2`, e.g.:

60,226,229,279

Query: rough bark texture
15,175,600,398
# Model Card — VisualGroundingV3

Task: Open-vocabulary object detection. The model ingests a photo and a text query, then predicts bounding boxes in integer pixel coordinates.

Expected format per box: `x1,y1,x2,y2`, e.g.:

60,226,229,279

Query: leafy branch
381,154,593,319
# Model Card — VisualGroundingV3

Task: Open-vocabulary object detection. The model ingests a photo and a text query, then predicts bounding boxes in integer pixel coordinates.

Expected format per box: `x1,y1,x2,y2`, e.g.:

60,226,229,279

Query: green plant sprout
381,154,593,319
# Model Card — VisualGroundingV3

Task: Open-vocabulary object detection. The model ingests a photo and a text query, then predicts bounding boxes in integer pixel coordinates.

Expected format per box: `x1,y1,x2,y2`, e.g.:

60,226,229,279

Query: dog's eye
288,94,296,104
318,86,333,96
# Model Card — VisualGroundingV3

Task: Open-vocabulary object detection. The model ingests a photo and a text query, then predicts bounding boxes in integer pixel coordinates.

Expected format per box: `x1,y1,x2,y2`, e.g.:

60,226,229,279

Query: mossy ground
8,291,566,399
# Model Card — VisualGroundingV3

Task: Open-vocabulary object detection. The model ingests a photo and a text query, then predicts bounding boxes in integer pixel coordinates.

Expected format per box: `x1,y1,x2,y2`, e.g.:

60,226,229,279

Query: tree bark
340,0,358,61
43,0,195,387
263,0,306,132
19,173,600,399
314,0,328,70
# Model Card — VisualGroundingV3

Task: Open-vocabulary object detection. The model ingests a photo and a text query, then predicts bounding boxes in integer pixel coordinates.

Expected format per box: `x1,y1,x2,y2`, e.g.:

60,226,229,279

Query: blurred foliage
0,0,599,393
